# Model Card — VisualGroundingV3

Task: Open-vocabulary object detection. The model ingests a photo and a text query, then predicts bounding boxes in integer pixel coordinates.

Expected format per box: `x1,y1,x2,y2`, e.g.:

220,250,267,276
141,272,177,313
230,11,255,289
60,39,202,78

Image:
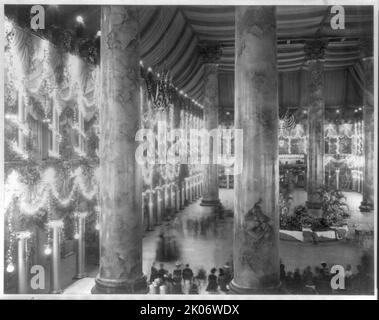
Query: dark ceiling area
5,5,373,110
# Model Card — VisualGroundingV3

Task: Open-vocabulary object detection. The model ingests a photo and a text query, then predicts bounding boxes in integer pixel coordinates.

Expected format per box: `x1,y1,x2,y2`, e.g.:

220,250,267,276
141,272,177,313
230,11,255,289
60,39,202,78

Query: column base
359,201,374,212
73,273,87,280
229,279,281,295
91,275,148,294
50,289,63,294
200,199,221,207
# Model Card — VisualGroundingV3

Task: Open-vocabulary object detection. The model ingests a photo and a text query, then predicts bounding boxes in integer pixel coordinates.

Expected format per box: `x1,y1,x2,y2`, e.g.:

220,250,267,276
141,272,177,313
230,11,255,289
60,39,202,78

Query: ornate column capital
198,44,223,64
304,39,328,62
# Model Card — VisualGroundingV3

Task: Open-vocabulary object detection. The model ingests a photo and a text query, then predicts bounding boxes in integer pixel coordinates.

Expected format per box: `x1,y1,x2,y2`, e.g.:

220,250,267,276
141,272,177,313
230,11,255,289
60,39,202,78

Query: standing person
285,271,294,292
158,263,168,279
194,219,199,237
320,262,330,277
173,262,183,281
195,266,207,291
182,264,194,294
218,268,228,292
149,262,158,283
206,268,218,293
155,233,165,261
280,263,286,283
292,268,303,293
345,264,353,291
303,266,316,294
172,262,183,294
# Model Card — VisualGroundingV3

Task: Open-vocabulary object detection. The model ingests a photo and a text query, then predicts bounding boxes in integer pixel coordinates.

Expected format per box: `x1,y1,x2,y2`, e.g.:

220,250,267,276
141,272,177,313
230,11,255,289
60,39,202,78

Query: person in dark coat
155,233,165,261
158,263,168,279
206,268,218,293
183,264,194,282
149,262,158,283
280,263,286,282
173,262,183,281
182,264,194,294
292,268,303,293
218,268,228,292
172,262,183,294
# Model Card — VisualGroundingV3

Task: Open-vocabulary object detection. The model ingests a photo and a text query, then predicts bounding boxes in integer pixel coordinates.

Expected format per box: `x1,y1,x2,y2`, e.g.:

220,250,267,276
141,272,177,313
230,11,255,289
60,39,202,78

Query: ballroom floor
63,188,373,294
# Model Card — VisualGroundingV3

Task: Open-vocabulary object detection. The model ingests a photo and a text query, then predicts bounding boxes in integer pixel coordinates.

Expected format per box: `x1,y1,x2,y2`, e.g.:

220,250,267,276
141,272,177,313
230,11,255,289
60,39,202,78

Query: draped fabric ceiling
6,5,374,109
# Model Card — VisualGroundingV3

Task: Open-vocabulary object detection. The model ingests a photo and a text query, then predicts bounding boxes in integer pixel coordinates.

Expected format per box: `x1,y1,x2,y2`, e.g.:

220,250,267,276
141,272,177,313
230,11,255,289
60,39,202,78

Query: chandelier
279,109,296,131
144,68,173,112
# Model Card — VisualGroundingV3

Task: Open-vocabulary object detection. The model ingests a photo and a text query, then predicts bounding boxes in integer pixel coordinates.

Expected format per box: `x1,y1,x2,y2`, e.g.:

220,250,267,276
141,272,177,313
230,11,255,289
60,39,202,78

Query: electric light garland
5,167,98,218
5,20,206,275
278,123,307,154
6,199,16,273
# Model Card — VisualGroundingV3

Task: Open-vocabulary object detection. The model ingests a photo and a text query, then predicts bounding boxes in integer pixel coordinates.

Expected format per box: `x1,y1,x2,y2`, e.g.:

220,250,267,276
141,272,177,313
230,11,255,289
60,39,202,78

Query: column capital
304,39,328,62
198,44,223,64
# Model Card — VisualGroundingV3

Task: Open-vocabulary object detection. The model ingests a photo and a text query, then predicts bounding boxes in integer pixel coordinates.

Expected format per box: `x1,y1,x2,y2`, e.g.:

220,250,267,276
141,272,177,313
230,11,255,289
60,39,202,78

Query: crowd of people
147,257,373,295
148,262,233,294
280,260,374,295
172,215,221,238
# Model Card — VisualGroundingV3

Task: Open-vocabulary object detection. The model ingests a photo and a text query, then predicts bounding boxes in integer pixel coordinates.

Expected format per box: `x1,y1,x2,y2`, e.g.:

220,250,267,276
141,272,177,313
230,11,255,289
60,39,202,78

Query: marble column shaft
232,6,280,293
94,6,145,294
360,57,374,212
306,59,325,211
201,62,220,207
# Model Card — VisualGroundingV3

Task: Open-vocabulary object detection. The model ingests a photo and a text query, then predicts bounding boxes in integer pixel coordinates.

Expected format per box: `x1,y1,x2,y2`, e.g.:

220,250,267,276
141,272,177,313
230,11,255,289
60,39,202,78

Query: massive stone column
304,39,327,216
359,43,374,212
199,44,222,212
92,6,146,294
231,6,280,293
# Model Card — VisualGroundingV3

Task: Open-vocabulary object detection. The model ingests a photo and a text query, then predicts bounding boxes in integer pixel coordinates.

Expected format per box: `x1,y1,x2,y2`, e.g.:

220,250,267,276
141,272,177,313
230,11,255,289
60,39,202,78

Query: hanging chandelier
279,109,296,131
154,70,172,111
143,68,173,112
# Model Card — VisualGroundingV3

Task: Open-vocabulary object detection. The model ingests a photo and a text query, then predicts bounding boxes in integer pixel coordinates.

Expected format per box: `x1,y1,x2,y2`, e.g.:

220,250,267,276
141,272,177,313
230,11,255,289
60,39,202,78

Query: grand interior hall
2,4,376,296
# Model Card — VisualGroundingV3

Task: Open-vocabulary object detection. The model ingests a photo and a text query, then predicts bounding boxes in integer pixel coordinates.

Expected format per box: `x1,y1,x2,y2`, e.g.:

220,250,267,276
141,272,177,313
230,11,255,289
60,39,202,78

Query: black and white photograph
0,1,377,300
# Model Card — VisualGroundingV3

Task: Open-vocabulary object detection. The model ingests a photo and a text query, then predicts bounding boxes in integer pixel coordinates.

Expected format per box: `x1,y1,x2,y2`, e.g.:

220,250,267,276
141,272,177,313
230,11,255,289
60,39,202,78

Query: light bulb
6,263,15,273
95,223,100,231
44,247,52,255
96,30,101,37
74,233,80,239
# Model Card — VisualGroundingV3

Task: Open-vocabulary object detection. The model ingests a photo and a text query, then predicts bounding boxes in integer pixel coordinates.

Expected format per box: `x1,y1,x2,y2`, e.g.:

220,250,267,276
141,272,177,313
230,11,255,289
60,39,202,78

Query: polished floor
63,188,373,294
